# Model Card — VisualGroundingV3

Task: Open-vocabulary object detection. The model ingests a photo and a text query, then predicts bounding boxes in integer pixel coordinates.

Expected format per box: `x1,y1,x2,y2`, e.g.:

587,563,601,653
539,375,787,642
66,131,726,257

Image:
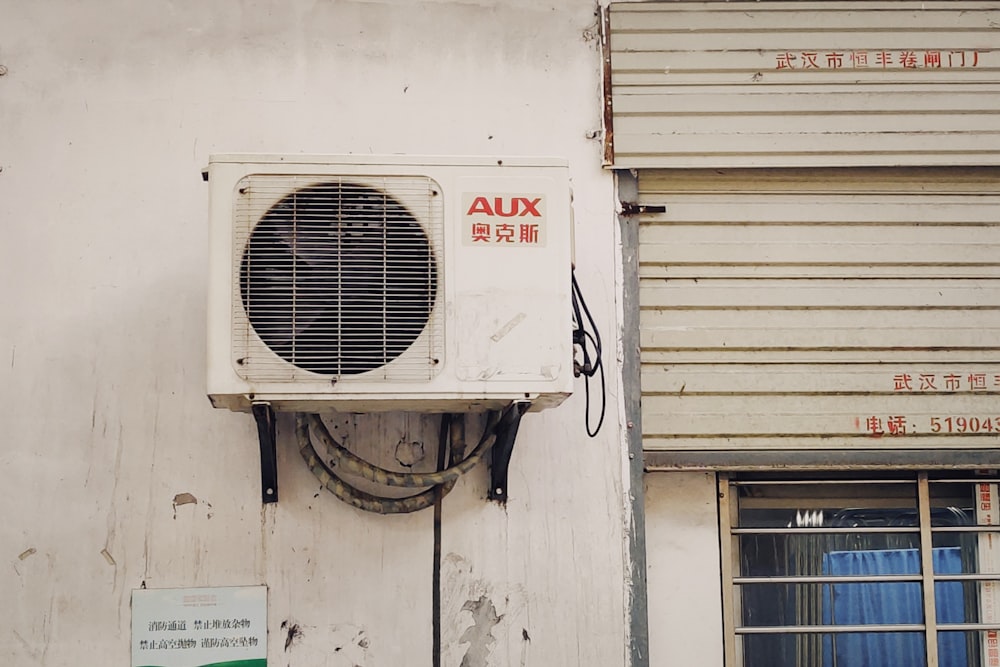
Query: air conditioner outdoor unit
206,154,574,414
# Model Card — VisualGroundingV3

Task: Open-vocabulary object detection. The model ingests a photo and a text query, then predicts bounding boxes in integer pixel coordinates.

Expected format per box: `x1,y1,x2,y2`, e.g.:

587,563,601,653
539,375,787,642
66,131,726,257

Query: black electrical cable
432,413,450,667
571,270,606,437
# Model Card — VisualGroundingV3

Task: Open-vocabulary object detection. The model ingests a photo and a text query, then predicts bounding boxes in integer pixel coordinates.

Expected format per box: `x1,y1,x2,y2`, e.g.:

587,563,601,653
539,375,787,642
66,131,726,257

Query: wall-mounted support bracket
252,402,278,504
488,401,530,504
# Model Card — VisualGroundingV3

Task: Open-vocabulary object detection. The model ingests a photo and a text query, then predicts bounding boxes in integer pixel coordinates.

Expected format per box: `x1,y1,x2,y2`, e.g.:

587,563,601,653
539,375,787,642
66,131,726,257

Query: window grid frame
720,472,1000,667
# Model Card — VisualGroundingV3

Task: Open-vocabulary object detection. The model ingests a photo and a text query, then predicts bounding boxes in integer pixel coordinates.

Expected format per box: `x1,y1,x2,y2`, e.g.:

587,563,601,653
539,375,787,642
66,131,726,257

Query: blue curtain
821,547,966,667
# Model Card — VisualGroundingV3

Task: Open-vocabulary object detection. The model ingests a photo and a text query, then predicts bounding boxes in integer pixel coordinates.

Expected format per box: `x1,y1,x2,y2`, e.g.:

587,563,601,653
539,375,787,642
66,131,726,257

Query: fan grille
232,175,444,381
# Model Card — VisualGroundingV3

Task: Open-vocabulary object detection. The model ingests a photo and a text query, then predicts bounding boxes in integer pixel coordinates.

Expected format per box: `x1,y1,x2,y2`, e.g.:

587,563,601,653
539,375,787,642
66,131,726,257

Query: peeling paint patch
18,547,36,560
441,553,530,667
173,492,197,506
172,492,198,519
394,438,425,468
459,596,502,666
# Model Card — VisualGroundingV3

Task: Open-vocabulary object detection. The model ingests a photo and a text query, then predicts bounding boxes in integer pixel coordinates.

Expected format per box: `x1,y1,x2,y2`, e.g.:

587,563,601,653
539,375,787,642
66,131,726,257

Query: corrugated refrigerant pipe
295,406,510,514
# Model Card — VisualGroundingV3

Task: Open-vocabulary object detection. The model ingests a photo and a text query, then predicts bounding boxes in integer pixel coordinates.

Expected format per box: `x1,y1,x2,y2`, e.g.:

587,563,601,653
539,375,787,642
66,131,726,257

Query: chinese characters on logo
470,222,541,245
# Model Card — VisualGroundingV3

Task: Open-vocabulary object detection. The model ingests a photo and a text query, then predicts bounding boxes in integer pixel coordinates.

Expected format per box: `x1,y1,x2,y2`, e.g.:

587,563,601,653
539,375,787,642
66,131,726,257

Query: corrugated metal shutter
609,1,1000,168
637,168,1000,466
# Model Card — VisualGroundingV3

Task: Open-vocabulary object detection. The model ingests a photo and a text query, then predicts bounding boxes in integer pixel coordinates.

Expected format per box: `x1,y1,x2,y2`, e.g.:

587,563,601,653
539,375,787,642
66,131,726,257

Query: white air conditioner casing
206,154,575,413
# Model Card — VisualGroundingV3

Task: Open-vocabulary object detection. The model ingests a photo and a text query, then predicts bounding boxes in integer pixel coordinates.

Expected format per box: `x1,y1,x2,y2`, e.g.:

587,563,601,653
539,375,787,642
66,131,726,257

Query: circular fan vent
240,182,438,376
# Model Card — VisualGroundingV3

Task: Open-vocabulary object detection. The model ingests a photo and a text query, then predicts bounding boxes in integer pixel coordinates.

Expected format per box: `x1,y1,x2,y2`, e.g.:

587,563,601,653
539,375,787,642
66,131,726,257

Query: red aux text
466,196,542,218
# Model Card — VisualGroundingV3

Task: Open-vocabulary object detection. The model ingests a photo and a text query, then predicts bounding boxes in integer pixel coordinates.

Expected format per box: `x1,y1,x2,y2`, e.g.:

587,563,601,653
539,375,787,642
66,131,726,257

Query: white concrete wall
645,473,725,667
0,2,633,665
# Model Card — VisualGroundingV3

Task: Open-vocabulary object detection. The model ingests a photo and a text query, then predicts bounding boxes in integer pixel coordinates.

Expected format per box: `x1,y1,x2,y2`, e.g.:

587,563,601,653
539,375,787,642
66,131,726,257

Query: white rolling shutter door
638,168,1000,466
609,2,1000,169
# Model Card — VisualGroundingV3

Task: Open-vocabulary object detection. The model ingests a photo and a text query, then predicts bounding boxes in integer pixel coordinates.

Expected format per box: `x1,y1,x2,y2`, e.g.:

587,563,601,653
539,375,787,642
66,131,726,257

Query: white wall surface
645,473,724,667
0,2,630,665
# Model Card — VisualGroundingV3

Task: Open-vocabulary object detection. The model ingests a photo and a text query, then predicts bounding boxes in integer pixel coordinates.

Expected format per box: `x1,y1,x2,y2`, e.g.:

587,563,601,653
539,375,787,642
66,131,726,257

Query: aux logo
465,196,543,218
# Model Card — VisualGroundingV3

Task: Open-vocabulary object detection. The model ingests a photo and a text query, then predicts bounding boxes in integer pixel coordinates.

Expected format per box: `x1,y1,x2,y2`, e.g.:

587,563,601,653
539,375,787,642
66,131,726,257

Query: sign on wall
131,586,267,667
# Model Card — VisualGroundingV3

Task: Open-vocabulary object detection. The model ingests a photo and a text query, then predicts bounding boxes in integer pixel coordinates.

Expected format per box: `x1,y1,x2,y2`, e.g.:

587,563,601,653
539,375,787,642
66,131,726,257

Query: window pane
729,477,1000,667
930,534,992,574
740,582,822,628
826,631,927,667
740,581,925,628
927,481,1000,645
740,631,928,667
740,533,922,578
736,482,918,530
927,482,1000,667
937,631,989,667
733,480,925,667
740,633,797,667
929,481,977,528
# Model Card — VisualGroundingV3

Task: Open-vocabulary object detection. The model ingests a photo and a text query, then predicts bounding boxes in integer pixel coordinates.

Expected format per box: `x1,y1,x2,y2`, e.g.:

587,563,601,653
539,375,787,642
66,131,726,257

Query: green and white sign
131,585,267,667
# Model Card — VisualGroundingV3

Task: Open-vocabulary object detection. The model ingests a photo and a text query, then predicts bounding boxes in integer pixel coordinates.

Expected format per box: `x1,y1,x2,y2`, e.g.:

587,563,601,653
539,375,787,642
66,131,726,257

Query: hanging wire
571,270,606,437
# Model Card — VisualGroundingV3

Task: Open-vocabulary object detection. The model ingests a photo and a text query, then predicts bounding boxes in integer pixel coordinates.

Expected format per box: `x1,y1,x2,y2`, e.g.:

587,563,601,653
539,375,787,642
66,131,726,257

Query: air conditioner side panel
449,173,574,396
206,161,246,408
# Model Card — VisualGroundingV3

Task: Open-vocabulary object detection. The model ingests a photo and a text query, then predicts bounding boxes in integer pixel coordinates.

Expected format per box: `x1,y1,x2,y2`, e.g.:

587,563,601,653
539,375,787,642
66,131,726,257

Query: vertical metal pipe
918,473,940,667
719,473,740,666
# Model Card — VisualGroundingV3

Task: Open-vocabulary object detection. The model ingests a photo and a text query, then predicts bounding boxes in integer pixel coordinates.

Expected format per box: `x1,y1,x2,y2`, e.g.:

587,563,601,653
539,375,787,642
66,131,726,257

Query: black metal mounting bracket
488,401,530,504
252,403,279,504
619,201,667,216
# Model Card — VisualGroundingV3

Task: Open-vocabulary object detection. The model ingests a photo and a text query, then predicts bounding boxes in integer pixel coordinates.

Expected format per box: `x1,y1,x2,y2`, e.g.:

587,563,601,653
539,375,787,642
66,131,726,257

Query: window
721,473,1000,667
